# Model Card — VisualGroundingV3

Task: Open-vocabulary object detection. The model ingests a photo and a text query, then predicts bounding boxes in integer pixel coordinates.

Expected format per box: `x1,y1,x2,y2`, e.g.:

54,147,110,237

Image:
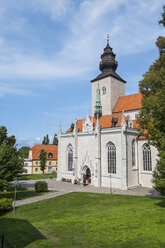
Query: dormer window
102,87,106,95
48,152,53,159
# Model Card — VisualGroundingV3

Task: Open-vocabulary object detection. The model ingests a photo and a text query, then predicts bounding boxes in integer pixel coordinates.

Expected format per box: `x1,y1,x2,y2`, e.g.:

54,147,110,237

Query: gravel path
15,179,162,207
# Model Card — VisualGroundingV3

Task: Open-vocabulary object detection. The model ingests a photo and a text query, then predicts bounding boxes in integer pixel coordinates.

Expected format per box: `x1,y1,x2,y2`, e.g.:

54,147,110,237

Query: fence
0,233,16,248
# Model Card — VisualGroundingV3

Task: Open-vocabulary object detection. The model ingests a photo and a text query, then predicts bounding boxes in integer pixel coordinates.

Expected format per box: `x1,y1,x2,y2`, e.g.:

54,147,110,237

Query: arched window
132,139,135,167
68,145,73,171
48,152,53,159
143,143,152,171
102,87,106,95
107,142,116,174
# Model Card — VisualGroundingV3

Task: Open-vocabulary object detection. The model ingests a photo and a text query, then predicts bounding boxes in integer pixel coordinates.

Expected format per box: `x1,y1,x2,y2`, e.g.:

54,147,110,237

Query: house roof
67,113,128,132
132,120,147,140
113,93,142,113
91,70,126,83
31,144,58,160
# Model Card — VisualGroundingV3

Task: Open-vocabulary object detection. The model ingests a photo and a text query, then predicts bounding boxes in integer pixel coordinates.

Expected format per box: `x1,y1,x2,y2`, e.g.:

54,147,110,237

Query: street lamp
13,177,18,214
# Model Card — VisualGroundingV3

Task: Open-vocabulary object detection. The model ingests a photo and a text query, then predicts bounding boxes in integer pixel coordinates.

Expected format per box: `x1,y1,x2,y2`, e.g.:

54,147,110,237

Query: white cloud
31,0,72,20
0,82,38,97
0,0,164,96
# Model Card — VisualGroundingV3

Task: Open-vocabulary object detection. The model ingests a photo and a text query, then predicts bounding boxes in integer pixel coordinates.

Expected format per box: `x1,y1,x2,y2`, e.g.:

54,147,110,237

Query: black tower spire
91,34,125,83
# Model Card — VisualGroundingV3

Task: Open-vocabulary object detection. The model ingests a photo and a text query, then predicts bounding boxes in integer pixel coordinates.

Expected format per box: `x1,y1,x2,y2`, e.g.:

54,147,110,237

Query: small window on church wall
102,87,106,95
68,145,73,171
143,143,152,171
132,139,135,167
107,142,116,174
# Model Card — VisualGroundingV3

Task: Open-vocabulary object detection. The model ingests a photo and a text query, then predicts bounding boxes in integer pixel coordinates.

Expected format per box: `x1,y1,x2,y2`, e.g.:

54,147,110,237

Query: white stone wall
111,77,125,112
124,110,139,121
23,159,32,174
126,131,139,188
92,76,125,116
138,140,158,188
57,126,158,189
57,134,74,182
100,129,125,189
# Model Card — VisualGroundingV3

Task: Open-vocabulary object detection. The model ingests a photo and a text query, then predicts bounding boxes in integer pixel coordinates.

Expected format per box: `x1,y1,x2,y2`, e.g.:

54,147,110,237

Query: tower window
102,87,106,95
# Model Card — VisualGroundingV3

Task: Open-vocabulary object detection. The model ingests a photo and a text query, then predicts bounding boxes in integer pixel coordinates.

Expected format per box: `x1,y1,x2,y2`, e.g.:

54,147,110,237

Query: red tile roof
67,113,128,132
31,145,58,160
132,120,147,140
113,93,142,113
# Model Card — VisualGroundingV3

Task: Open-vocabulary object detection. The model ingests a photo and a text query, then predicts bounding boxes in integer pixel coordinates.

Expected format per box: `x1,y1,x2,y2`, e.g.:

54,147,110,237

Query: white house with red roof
57,37,158,190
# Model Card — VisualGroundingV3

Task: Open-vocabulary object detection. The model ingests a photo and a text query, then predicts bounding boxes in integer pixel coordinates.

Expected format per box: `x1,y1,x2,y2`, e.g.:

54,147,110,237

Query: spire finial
107,34,109,44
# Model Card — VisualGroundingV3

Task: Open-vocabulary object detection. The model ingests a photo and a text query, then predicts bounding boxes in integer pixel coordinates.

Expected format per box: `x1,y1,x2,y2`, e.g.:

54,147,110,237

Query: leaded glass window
107,142,116,174
143,143,152,171
132,139,135,167
68,145,73,171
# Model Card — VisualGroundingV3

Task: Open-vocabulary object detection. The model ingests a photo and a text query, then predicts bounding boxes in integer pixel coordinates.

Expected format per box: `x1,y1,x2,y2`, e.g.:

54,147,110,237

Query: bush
35,181,48,192
0,198,13,212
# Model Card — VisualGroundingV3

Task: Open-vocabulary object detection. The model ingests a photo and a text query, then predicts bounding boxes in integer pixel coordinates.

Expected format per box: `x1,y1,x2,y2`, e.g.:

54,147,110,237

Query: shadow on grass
0,218,46,247
155,198,165,208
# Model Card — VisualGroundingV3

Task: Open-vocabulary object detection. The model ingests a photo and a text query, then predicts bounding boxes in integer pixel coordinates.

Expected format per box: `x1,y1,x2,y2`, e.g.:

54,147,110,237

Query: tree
0,126,23,190
137,5,165,195
52,134,58,145
18,146,30,158
39,149,47,174
42,136,46,144
42,134,49,145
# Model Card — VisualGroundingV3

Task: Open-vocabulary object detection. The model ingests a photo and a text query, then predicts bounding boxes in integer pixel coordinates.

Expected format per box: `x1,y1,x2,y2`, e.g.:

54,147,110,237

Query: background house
27,144,58,174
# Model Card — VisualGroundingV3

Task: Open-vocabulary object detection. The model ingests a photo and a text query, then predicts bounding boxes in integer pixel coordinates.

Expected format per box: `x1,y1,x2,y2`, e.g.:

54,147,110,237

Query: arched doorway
83,167,91,184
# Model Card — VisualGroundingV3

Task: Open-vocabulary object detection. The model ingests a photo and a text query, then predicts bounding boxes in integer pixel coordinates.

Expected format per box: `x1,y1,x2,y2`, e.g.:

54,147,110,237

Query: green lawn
18,173,57,180
0,187,52,201
0,193,165,248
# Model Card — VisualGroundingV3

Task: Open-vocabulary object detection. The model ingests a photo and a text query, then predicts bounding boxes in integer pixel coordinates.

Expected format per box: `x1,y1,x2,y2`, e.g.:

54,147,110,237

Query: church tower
91,35,126,116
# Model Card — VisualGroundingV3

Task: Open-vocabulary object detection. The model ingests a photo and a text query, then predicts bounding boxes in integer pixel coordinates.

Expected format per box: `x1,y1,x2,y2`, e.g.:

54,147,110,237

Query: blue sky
0,0,164,147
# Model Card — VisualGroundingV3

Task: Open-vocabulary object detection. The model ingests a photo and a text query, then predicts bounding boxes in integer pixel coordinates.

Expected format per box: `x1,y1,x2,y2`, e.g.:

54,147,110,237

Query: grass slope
18,173,57,180
0,193,165,248
0,187,51,200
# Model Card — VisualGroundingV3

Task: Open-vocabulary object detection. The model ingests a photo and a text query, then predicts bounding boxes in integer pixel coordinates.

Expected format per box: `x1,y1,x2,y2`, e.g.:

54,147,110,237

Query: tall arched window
68,145,73,171
107,142,116,174
143,143,152,171
102,87,106,95
132,139,135,167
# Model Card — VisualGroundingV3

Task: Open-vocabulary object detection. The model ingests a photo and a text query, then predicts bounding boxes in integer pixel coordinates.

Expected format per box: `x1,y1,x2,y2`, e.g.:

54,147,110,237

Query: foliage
0,126,23,191
0,193,165,247
42,134,49,145
52,133,58,145
35,181,48,192
18,146,30,158
0,198,12,212
39,149,47,173
137,6,165,196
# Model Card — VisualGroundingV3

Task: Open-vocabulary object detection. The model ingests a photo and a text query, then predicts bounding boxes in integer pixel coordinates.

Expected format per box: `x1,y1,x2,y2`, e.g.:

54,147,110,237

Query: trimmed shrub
35,181,48,192
0,198,13,212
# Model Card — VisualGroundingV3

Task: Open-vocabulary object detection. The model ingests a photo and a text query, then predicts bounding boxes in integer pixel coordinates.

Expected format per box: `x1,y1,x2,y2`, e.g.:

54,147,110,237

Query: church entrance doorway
83,167,91,185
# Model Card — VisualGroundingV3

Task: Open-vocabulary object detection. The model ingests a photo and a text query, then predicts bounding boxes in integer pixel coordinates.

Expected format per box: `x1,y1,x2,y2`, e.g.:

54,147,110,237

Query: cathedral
57,36,157,190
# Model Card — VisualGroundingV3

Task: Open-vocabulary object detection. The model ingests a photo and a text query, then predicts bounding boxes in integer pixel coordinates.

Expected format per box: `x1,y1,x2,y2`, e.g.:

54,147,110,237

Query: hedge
35,181,48,192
